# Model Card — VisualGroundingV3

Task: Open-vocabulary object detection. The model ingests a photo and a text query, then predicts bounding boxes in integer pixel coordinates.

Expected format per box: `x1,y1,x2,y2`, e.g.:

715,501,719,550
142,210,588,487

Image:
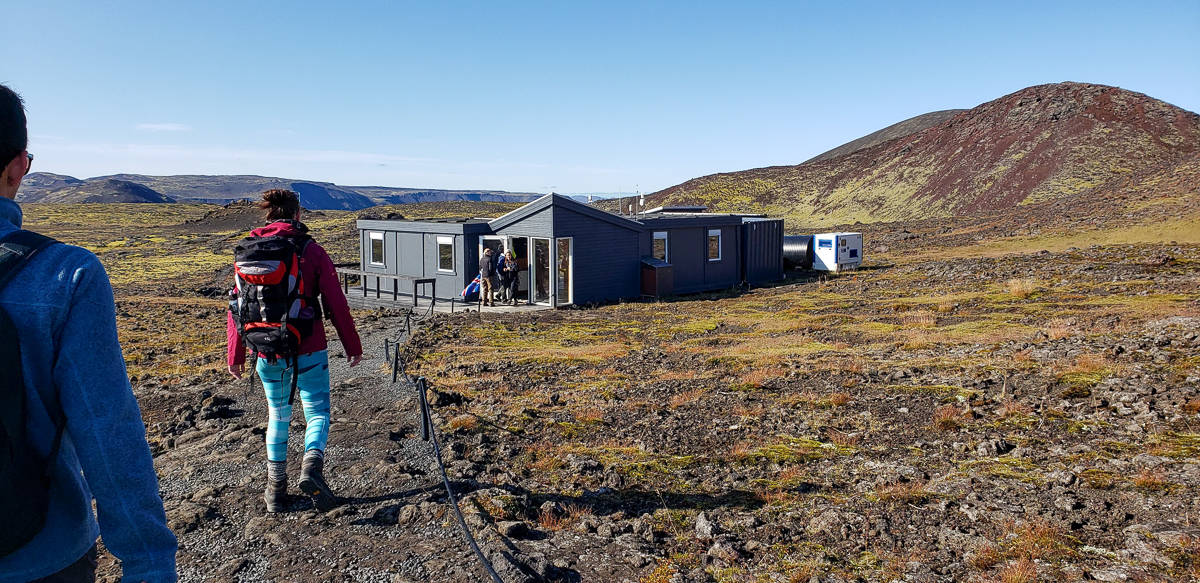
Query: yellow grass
1005,278,1038,299
669,388,706,409
932,405,968,431
997,558,1038,583
1131,468,1168,491
447,414,479,432
1044,318,1074,340
902,311,938,327
915,216,1200,262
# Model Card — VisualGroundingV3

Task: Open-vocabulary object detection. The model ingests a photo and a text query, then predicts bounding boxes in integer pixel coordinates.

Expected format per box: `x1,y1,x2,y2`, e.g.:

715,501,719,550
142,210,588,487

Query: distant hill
21,172,82,192
802,109,964,164
626,82,1200,228
19,173,541,210
347,185,544,205
26,178,174,204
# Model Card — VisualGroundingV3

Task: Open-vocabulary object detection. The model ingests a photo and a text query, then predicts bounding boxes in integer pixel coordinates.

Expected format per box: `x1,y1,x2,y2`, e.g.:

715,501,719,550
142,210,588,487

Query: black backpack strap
288,353,299,406
290,236,330,320
0,230,57,290
0,230,67,482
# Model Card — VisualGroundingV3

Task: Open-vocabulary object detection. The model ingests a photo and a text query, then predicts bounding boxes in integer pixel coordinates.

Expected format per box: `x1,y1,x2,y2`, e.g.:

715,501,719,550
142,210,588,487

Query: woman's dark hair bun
259,189,301,220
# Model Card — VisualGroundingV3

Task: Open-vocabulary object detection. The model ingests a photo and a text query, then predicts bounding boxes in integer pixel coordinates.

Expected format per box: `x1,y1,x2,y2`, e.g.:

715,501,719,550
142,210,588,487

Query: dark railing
335,267,436,306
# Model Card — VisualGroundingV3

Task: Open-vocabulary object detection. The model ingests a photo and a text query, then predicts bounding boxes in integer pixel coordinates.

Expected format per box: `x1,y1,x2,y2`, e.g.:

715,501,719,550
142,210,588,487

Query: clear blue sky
4,0,1198,194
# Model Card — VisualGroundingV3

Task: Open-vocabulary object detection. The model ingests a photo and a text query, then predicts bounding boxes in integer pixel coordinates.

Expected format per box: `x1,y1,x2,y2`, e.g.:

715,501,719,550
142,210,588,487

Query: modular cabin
354,194,783,306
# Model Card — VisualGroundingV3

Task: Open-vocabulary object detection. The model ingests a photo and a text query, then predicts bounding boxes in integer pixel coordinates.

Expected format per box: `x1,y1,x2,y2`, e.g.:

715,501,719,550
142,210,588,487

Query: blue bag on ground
461,276,481,301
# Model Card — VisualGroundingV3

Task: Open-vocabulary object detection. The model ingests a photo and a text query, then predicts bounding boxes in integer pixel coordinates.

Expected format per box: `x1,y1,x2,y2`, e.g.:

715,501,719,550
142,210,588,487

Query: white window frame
707,229,722,261
368,232,385,266
653,231,669,262
436,235,455,273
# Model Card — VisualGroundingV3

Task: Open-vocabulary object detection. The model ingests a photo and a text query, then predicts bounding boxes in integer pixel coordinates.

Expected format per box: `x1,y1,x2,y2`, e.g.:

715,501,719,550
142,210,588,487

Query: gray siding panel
360,228,397,295
651,225,739,295
398,232,423,276
494,206,554,237
702,225,739,287
422,233,470,299
360,228,394,274
742,220,784,284
553,207,640,303
668,227,706,293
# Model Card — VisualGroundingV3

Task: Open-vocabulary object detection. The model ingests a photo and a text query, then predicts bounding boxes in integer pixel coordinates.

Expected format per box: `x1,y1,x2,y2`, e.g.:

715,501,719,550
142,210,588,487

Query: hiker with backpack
226,188,363,513
0,84,177,582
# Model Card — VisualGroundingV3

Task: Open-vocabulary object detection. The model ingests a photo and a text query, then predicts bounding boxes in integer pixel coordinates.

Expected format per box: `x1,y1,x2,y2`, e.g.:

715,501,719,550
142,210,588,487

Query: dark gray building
354,194,783,306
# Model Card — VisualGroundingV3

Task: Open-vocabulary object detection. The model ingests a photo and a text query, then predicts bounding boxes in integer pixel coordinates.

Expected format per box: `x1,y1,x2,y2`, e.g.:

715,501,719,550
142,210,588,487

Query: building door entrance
532,238,551,304
511,236,528,302
555,237,572,306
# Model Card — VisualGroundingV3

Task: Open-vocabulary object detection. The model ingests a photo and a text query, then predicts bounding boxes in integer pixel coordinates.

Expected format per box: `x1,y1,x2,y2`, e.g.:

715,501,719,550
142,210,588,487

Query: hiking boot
264,477,288,513
298,456,338,511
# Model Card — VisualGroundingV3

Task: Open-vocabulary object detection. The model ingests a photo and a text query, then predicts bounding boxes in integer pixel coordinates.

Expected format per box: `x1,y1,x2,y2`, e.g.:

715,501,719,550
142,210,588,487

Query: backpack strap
0,230,57,290
0,230,67,482
292,236,326,319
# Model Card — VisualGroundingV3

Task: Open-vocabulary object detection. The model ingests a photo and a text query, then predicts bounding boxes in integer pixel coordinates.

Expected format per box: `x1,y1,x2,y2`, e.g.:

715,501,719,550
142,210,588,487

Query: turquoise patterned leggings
256,350,331,463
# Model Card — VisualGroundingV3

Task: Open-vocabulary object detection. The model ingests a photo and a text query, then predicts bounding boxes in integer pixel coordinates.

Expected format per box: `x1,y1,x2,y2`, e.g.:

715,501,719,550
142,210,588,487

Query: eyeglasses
25,152,33,170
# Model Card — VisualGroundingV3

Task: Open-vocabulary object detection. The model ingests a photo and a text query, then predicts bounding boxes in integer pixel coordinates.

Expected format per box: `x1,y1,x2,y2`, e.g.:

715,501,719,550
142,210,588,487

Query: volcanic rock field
21,195,1200,582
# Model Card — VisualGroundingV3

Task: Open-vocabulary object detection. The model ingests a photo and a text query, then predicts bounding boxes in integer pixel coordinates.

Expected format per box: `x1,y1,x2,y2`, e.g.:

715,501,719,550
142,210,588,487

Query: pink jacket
226,221,363,366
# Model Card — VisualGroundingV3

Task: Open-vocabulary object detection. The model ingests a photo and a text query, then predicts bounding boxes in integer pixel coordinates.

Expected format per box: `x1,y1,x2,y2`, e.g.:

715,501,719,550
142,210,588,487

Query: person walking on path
479,247,496,307
0,83,177,583
226,189,363,513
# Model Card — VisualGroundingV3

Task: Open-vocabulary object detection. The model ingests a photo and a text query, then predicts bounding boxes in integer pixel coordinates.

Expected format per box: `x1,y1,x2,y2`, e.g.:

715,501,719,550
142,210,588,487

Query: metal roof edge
356,218,492,234
551,193,644,231
488,193,643,232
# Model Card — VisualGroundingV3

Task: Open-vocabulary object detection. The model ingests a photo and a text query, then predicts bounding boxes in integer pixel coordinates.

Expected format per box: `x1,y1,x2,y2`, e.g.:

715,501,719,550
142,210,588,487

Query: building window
652,231,669,262
707,229,722,261
368,232,385,266
437,236,455,272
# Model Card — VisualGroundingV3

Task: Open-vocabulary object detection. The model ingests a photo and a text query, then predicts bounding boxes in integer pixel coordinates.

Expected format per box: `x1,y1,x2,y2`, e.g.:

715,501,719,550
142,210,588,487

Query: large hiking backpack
229,233,315,402
0,230,66,558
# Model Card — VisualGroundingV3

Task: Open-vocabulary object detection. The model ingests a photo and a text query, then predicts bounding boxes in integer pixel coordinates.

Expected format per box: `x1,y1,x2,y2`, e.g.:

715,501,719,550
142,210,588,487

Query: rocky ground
22,203,1199,582
107,245,1200,582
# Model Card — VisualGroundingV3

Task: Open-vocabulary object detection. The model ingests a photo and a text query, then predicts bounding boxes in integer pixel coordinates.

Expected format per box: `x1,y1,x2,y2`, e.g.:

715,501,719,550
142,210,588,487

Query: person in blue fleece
0,84,177,582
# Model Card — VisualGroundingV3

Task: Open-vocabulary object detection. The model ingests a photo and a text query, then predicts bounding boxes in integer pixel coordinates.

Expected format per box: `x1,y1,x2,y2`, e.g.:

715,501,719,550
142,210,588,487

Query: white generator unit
812,232,862,272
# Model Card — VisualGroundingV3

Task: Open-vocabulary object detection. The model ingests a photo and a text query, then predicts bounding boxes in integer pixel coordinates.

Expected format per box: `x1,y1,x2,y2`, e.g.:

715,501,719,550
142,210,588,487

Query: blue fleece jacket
0,197,177,582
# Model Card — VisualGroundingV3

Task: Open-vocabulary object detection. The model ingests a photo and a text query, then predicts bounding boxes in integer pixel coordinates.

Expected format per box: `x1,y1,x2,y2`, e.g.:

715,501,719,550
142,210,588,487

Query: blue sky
3,0,1198,194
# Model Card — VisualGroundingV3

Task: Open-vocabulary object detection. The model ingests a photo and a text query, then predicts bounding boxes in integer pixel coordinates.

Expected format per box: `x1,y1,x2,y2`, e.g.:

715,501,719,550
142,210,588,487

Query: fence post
417,377,431,442
391,338,403,384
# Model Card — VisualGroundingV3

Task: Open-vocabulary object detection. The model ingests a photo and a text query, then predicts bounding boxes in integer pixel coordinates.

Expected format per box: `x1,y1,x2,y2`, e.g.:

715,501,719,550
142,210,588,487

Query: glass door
511,236,529,302
532,238,550,304
555,237,572,306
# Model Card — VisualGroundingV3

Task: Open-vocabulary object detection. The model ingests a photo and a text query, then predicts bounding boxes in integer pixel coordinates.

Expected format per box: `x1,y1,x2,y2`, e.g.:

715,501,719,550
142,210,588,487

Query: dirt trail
106,311,640,582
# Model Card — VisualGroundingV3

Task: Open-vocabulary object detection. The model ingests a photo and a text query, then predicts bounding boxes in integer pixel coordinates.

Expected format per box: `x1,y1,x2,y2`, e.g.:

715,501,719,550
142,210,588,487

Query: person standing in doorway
479,247,496,307
0,83,177,583
227,189,363,513
501,249,520,305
